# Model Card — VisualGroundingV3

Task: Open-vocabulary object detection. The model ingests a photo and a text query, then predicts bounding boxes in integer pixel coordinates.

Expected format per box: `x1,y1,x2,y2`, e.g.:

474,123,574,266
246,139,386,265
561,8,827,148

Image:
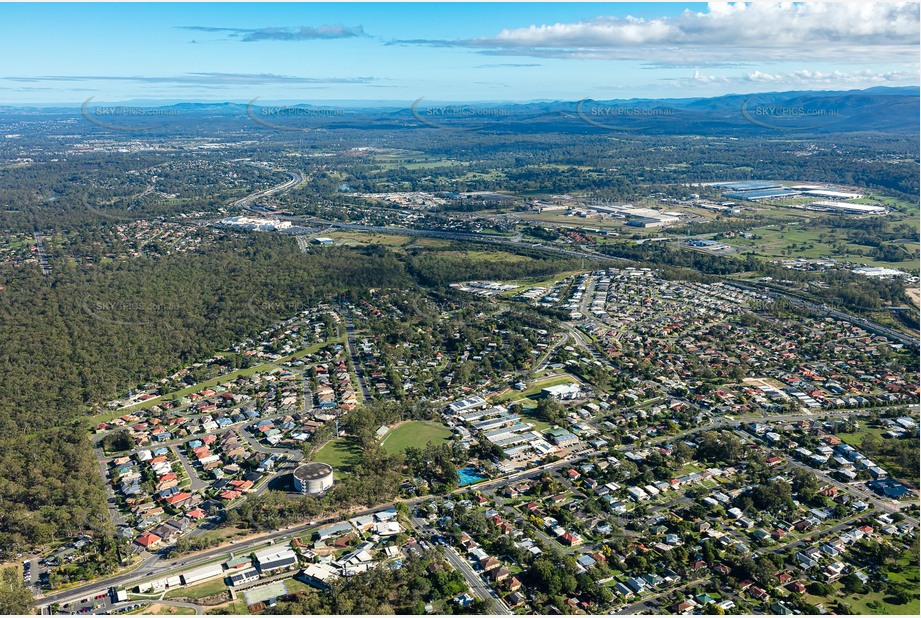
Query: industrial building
806,201,886,215
180,562,225,586
218,216,292,232
588,203,680,227
712,181,783,191
721,188,801,201
626,214,680,228
853,266,909,279
293,462,334,495
800,189,864,200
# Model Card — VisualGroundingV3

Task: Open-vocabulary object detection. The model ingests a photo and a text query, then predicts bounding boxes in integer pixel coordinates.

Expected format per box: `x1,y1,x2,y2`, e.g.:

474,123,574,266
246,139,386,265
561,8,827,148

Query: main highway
231,166,304,211
35,446,585,613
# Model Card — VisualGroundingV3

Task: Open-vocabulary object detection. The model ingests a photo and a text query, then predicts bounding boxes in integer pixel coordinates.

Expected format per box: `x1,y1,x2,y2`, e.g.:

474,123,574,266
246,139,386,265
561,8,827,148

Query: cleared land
327,231,413,247
163,577,228,600
313,437,363,476
380,421,452,454
836,428,888,447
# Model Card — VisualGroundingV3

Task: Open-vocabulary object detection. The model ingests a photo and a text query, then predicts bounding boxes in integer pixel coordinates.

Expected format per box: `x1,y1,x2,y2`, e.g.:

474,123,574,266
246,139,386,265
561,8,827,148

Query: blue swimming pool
457,466,487,486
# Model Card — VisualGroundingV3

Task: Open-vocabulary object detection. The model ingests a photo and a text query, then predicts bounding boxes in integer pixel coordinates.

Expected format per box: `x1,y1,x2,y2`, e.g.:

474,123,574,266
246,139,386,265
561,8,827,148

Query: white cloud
395,3,920,64
675,67,920,88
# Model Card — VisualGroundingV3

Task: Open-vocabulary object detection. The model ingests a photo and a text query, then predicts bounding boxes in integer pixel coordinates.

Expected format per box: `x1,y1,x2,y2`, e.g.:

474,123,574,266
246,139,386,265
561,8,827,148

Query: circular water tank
293,462,334,494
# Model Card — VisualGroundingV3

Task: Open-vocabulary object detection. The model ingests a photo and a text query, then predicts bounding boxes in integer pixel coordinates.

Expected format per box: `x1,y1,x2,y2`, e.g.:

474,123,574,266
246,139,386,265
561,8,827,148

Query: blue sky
0,2,917,105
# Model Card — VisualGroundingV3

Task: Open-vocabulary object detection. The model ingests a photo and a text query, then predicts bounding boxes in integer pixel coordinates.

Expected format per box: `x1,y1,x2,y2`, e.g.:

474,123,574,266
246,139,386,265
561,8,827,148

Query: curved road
232,165,305,211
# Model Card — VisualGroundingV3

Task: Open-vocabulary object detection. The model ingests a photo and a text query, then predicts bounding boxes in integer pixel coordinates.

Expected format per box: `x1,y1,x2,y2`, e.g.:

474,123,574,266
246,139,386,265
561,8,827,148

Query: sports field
380,421,452,453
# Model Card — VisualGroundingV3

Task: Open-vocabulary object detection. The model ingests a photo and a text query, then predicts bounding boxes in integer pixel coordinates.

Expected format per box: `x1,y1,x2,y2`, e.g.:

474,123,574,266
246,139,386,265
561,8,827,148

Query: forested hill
0,238,404,556
0,238,410,437
3,86,916,136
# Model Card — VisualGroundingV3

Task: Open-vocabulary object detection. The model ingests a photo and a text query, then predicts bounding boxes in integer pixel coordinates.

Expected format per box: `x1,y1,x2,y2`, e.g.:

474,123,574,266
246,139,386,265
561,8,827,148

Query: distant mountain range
2,86,917,135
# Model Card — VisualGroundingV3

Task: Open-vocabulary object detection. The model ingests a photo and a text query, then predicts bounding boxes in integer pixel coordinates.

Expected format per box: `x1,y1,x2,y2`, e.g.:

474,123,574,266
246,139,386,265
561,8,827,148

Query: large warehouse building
293,462,334,494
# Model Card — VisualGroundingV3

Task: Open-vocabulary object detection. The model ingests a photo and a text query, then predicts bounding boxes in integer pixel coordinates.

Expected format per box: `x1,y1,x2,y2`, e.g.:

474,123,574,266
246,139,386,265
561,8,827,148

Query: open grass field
163,577,228,600
327,231,413,247
677,462,708,475
831,580,920,616
407,237,453,248
716,192,920,272
723,230,919,271
436,249,533,264
313,437,363,476
186,526,251,547
370,151,463,170
836,427,888,447
380,421,452,454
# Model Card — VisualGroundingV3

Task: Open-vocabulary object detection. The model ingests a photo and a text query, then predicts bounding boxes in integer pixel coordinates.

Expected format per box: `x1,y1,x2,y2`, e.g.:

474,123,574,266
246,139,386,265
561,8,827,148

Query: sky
0,1,918,105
